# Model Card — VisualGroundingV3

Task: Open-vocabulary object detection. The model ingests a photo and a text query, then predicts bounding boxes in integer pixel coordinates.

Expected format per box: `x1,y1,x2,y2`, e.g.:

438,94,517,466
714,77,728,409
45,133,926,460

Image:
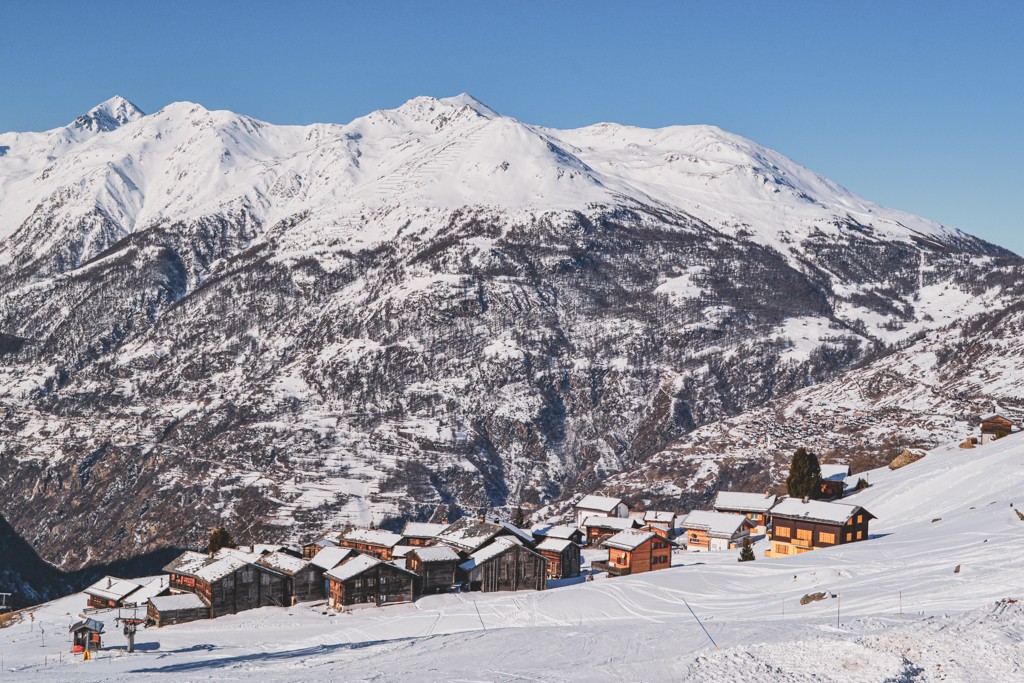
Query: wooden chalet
819,464,851,500
435,516,534,555
401,521,451,546
309,546,360,598
83,576,144,609
980,414,1015,444
530,523,584,546
582,515,643,547
677,510,754,552
643,511,676,534
712,491,777,534
163,549,290,617
594,530,671,576
256,551,322,604
325,554,417,610
405,545,460,594
766,498,876,557
302,536,339,559
536,537,581,579
574,494,630,529
458,538,548,593
339,528,404,560
147,593,210,627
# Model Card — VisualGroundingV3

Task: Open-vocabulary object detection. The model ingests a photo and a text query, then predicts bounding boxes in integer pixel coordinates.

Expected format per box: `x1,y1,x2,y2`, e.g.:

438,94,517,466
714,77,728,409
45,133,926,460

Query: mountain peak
72,96,145,133
439,93,500,118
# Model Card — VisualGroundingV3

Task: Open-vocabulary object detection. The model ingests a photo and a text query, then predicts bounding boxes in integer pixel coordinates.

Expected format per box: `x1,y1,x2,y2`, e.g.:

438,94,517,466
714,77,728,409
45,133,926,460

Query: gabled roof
820,464,851,483
402,522,451,539
127,576,169,604
644,511,676,524
149,592,208,612
436,518,504,552
325,553,381,582
69,617,105,634
582,515,641,531
310,546,358,571
677,510,754,538
530,523,581,540
713,491,777,514
163,549,253,583
341,528,403,548
602,530,657,551
392,545,416,559
770,498,875,525
83,576,142,602
409,545,460,562
256,551,311,576
575,494,624,512
304,537,338,549
459,537,533,572
536,538,575,553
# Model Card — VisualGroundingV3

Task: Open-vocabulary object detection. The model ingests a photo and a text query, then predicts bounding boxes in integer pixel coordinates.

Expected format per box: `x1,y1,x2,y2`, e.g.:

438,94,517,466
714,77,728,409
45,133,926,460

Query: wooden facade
164,551,291,617
326,555,416,610
537,538,581,580
595,530,672,576
147,593,210,627
582,516,642,547
256,552,322,604
981,415,1013,434
460,540,548,593
767,502,875,557
405,546,459,595
301,537,338,559
338,529,403,561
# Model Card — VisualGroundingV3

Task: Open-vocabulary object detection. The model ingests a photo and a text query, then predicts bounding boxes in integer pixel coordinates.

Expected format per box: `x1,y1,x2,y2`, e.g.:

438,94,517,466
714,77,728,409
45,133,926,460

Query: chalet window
819,532,835,544
857,515,863,524
845,533,852,541
775,526,790,537
856,530,863,540
796,529,812,542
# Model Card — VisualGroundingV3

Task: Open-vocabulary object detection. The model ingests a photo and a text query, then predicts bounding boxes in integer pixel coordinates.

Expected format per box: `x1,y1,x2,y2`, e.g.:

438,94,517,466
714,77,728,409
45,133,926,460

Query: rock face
0,94,1020,583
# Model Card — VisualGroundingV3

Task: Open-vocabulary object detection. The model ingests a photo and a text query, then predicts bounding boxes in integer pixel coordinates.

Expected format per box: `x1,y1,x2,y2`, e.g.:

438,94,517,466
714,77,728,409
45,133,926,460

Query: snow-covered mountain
0,95,1020,578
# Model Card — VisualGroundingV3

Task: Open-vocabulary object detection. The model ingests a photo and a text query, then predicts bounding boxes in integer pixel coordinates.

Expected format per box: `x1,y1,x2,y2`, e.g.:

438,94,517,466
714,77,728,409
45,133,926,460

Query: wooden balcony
592,561,632,577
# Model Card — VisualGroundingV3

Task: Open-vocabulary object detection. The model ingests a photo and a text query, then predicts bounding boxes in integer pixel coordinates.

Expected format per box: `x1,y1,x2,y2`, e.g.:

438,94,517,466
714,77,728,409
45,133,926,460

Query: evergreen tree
786,447,823,499
512,505,528,529
207,526,235,554
738,539,755,562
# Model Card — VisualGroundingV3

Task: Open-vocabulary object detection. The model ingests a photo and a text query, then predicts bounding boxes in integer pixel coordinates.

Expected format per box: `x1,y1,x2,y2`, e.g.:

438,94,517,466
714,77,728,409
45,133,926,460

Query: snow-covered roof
164,549,255,582
713,491,778,513
149,592,208,611
644,511,675,524
127,576,169,604
436,518,504,551
458,538,522,572
83,576,142,602
820,464,851,482
770,498,873,525
326,554,381,582
409,545,460,562
602,530,656,551
256,551,311,576
305,537,338,548
310,546,357,571
402,522,451,538
342,528,403,548
251,544,289,556
196,555,251,582
531,524,581,540
576,494,623,512
215,547,260,563
582,515,640,531
392,545,416,559
496,520,535,545
536,538,575,553
69,617,105,634
678,510,753,538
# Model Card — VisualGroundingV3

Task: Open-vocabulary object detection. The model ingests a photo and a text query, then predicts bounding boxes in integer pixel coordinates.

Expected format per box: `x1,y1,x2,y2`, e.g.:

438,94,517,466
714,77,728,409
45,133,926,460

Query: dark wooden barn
83,576,143,609
536,538,581,579
458,538,548,593
163,549,290,617
147,593,210,627
405,545,460,594
256,551,322,604
325,554,417,610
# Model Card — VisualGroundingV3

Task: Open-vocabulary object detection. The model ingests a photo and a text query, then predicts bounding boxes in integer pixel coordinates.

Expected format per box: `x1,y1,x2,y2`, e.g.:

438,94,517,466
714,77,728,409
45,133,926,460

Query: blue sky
2,1,1021,253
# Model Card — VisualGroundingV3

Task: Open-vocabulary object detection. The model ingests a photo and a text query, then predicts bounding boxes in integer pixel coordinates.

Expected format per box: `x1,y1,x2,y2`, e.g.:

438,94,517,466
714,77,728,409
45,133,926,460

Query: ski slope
2,434,1022,681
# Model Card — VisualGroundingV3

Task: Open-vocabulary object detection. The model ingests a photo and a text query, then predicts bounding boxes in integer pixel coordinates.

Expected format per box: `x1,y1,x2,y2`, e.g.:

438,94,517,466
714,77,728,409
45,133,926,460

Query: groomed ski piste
3,435,1022,682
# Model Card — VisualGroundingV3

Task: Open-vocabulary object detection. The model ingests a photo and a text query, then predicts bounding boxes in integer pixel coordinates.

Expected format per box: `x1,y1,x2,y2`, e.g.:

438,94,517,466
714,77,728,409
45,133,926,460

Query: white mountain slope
3,433,1022,681
1,95,1021,579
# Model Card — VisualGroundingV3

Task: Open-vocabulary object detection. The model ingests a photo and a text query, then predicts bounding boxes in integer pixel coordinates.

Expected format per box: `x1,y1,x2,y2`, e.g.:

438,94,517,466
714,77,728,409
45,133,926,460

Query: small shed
536,538,581,579
147,593,210,627
458,538,547,593
70,617,104,652
980,414,1014,443
406,545,460,594
819,464,851,499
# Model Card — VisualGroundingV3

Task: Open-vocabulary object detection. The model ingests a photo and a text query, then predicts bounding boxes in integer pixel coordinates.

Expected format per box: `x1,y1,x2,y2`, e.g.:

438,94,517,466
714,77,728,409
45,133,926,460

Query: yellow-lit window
847,518,853,526
796,529,812,542
845,533,852,542
857,515,863,524
819,532,835,544
775,526,790,537
856,530,863,540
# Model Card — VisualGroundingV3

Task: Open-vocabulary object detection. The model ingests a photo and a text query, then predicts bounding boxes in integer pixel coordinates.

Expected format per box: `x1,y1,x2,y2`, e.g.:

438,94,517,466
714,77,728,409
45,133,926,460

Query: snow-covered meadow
2,433,1022,681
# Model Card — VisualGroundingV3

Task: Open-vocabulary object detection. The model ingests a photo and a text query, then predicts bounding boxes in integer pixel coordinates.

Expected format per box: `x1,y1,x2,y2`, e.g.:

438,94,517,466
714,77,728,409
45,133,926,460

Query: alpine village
60,415,1016,652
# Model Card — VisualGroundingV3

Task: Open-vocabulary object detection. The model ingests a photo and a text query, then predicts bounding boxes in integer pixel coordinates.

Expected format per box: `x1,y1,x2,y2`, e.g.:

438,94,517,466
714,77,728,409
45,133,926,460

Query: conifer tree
512,505,528,529
738,539,755,562
207,526,235,554
786,447,823,499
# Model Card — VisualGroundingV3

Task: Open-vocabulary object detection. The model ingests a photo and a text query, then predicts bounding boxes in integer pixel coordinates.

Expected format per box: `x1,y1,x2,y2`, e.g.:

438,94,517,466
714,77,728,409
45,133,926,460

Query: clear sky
2,1,1021,253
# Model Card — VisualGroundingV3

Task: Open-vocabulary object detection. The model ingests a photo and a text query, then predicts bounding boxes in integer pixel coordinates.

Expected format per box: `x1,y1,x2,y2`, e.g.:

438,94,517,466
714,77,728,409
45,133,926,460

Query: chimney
764,489,772,498
107,578,112,588
802,496,809,504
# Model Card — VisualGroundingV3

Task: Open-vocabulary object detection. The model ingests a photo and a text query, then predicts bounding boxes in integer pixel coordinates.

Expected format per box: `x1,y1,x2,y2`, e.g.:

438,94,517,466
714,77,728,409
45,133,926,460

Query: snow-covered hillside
3,433,1021,681
1,94,1021,583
